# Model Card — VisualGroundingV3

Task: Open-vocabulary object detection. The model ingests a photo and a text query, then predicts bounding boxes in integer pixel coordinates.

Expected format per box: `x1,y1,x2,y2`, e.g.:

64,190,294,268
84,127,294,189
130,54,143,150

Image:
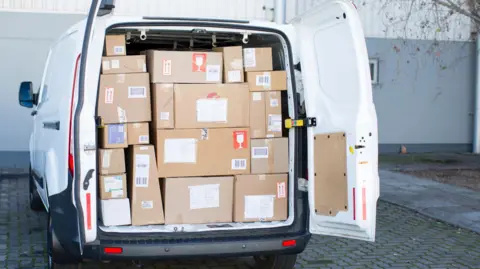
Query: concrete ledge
0,151,29,169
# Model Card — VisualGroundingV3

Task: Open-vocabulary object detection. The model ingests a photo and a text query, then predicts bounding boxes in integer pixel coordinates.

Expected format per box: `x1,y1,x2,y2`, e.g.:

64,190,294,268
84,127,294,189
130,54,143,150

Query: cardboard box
147,50,223,83
213,46,244,83
98,174,127,199
100,198,131,226
234,174,288,222
243,47,273,72
127,122,149,145
99,124,127,149
163,177,234,225
97,73,151,124
101,55,146,74
105,35,126,56
151,84,174,129
265,91,283,138
127,145,165,226
251,138,288,174
250,92,266,138
246,71,287,92
155,128,250,177
174,84,249,129
98,149,125,175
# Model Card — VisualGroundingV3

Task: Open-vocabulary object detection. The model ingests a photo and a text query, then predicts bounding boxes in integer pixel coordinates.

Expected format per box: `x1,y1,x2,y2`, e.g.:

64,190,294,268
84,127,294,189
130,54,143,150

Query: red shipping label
233,130,248,150
277,182,286,198
192,53,207,72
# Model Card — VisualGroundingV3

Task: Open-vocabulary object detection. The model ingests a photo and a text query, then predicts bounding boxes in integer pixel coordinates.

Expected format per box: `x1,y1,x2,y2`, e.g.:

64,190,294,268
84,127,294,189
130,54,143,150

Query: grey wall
368,38,476,153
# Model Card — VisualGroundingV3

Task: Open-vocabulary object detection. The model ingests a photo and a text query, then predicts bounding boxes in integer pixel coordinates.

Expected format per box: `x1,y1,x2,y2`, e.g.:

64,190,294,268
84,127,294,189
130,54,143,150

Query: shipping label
105,87,114,104
243,48,256,68
113,46,125,55
163,59,172,75
252,146,269,159
244,195,275,220
277,182,286,198
196,98,228,123
227,70,242,82
188,184,220,210
138,135,149,143
128,86,147,98
233,130,248,149
107,124,125,144
160,112,170,121
270,98,279,107
141,200,153,209
268,114,282,132
164,138,197,163
256,73,271,87
102,150,112,168
134,154,150,188
231,159,247,170
252,92,262,101
102,61,110,70
192,53,207,72
111,59,120,69
206,65,221,82
117,106,127,123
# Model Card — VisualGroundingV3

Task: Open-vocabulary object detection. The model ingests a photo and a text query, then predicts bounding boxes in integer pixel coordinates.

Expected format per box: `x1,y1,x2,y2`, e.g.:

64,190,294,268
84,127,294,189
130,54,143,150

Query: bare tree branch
434,0,480,25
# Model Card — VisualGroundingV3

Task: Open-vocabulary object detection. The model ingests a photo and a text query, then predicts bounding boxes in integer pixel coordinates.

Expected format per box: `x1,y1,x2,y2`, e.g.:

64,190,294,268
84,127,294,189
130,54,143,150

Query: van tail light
104,247,123,254
68,54,81,176
282,240,297,247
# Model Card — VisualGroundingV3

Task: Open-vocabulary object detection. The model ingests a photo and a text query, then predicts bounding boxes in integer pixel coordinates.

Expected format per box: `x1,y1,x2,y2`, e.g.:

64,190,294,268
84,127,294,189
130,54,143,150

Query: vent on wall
369,58,379,85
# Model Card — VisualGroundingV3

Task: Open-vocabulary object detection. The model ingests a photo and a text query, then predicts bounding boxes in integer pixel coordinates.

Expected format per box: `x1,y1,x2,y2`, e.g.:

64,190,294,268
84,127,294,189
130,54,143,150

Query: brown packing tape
267,139,274,173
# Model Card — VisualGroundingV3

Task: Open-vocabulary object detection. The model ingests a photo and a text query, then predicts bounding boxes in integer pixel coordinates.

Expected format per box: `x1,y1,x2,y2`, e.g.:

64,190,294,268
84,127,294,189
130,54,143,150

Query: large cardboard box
105,35,126,56
243,47,273,72
234,174,288,222
155,128,250,177
163,177,234,225
97,73,151,124
147,50,223,83
246,71,287,92
127,123,150,145
250,92,266,138
127,145,165,226
251,138,288,174
174,84,249,129
98,149,125,175
100,198,131,226
213,46,244,83
101,55,146,74
99,124,127,149
265,91,283,138
98,174,127,199
151,84,174,129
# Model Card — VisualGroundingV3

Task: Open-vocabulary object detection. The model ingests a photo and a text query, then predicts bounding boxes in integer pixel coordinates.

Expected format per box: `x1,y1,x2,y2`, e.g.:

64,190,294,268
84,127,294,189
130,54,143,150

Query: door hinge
284,117,317,129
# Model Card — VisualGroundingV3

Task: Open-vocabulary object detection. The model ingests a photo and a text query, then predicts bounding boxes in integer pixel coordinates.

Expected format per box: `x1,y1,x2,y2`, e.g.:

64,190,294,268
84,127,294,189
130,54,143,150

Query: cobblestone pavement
1,176,479,269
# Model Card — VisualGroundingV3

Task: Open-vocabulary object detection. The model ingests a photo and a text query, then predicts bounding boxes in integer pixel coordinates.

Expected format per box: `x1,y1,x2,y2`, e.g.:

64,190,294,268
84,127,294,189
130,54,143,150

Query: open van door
292,0,380,242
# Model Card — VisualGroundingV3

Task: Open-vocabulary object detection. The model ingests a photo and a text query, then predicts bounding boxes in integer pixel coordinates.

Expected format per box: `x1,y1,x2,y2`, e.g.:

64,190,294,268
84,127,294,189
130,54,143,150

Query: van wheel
47,215,79,269
253,254,297,269
29,167,44,211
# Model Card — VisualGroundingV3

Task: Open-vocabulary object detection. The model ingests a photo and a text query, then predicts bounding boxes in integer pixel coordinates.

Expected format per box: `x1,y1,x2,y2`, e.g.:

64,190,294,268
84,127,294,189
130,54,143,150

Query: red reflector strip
86,193,92,230
362,187,367,221
353,188,356,220
104,247,123,254
282,240,296,247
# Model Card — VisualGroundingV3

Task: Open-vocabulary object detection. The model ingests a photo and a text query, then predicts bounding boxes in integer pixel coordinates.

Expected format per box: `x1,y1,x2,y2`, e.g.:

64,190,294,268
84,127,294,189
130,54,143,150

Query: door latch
284,117,317,129
355,145,366,149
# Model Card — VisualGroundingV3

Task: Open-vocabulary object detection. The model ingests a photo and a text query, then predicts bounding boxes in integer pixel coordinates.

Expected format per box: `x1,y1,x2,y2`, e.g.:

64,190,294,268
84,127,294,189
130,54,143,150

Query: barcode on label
139,135,149,143
232,159,247,170
113,46,125,55
128,87,147,98
135,177,148,187
252,147,269,159
256,74,271,86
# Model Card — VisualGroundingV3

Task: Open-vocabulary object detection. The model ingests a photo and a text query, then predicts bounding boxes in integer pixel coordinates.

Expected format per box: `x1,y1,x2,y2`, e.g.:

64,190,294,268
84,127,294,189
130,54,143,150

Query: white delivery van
18,0,380,268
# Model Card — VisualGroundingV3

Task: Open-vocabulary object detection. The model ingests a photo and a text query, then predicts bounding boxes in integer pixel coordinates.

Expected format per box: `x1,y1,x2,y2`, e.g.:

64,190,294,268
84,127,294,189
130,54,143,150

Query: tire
29,167,44,212
253,254,298,269
47,215,79,269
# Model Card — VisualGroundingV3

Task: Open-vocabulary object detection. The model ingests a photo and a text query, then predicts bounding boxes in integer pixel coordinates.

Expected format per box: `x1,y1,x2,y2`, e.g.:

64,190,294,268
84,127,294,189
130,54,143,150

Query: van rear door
292,0,380,242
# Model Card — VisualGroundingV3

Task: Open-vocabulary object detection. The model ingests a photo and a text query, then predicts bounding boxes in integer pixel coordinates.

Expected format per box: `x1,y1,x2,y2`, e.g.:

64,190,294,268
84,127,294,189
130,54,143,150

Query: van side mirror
18,81,35,108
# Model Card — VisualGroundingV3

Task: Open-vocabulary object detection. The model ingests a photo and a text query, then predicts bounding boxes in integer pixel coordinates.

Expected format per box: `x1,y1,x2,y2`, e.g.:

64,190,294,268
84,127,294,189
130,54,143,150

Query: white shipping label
227,70,242,82
164,139,197,163
128,86,147,98
141,201,154,209
163,59,172,75
243,48,256,68
277,182,286,198
104,176,123,192
105,87,114,104
189,184,220,210
268,114,282,132
134,154,150,187
111,189,124,198
206,65,221,82
256,73,271,87
117,107,127,123
252,147,269,159
231,159,247,170
111,59,120,69
252,92,262,101
113,46,125,55
196,98,228,123
270,98,279,107
160,112,170,121
244,195,275,219
139,135,149,143
103,61,110,70
143,63,147,72
102,150,112,168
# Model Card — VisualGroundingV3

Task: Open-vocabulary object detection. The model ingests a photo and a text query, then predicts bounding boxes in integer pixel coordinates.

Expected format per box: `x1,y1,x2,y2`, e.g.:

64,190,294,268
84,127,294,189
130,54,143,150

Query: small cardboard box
246,71,287,92
151,84,174,129
174,84,249,129
99,124,127,149
163,176,234,225
97,73,151,124
147,50,223,83
100,198,131,226
155,128,250,178
105,35,126,56
265,91,283,138
243,47,273,72
234,174,288,222
213,46,244,83
127,145,165,226
250,92,266,139
98,174,127,199
98,149,125,175
251,138,288,174
101,55,147,74
127,122,150,145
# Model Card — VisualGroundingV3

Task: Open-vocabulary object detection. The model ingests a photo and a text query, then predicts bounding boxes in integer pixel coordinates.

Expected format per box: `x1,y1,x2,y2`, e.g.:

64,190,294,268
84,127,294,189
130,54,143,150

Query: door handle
355,145,365,149
31,111,37,116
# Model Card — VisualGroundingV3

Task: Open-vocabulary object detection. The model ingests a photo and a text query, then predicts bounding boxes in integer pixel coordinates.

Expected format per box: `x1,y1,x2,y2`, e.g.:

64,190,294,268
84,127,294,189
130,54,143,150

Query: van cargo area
96,27,301,234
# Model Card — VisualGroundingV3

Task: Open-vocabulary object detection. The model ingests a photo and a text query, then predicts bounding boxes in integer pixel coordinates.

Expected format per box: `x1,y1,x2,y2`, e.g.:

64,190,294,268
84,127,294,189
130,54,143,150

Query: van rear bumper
82,233,311,260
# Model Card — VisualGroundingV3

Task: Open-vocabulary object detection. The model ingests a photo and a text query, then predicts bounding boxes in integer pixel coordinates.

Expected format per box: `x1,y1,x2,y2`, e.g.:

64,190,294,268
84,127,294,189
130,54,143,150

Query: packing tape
267,139,274,173
259,174,266,181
